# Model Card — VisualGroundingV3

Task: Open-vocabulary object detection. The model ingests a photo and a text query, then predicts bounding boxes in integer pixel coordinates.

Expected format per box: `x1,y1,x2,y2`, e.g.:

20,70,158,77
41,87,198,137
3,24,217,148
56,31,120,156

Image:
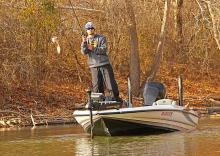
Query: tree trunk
176,0,183,44
175,0,185,61
125,0,140,96
146,0,171,82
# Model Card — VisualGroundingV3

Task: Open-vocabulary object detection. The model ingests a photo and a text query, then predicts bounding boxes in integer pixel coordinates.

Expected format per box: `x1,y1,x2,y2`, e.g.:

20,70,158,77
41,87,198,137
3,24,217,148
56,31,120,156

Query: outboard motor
143,82,166,106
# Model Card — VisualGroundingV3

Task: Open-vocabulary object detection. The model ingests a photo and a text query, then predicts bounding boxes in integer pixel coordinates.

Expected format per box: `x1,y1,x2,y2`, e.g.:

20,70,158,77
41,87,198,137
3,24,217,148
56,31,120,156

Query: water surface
0,117,220,156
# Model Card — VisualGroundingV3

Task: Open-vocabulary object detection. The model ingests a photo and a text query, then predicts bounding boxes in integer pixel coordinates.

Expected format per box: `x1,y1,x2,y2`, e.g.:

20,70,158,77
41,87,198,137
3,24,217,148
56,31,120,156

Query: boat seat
91,92,105,101
153,99,176,106
100,101,122,109
85,93,124,110
85,101,122,110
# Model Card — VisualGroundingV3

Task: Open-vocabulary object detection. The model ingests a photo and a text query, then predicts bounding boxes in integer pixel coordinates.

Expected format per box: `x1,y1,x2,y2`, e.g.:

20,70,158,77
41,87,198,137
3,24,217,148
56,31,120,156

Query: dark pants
90,64,119,98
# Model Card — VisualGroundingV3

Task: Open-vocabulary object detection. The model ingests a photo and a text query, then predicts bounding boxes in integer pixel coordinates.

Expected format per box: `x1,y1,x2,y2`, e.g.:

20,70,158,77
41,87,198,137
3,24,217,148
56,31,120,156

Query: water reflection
74,118,220,156
0,118,220,156
75,132,186,156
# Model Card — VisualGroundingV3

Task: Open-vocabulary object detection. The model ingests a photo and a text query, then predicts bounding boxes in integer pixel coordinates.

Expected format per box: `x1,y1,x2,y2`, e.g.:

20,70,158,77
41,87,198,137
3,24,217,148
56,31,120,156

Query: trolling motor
178,75,183,106
128,77,133,108
86,89,94,139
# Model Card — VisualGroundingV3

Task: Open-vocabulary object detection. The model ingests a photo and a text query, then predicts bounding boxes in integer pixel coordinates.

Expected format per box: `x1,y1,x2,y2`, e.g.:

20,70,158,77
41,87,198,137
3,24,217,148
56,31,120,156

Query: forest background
0,0,219,118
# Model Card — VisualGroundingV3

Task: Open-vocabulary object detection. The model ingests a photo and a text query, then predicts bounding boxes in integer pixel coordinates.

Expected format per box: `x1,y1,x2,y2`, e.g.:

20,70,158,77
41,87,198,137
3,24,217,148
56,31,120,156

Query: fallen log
0,110,28,118
0,109,77,128
206,98,220,106
0,120,7,126
207,107,220,114
36,119,76,126
24,118,76,127
207,95,220,101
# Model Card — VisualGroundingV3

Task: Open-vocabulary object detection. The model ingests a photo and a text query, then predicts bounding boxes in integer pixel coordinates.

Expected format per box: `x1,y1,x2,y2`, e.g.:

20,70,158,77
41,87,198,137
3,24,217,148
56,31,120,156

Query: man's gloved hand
82,36,87,43
87,44,94,51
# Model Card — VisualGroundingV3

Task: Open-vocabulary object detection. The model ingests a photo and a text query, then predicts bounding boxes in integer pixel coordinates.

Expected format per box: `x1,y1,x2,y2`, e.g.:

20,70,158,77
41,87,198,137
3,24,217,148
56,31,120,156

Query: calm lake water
0,117,220,156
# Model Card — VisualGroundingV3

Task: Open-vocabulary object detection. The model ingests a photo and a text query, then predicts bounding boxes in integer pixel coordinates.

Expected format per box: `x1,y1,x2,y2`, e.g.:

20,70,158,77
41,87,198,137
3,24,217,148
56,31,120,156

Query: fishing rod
51,1,85,54
87,89,94,139
68,0,85,36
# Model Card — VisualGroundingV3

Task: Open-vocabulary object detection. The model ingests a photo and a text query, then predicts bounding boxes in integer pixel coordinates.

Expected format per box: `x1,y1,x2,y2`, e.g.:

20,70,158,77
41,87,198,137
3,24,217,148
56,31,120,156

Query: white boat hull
73,104,199,136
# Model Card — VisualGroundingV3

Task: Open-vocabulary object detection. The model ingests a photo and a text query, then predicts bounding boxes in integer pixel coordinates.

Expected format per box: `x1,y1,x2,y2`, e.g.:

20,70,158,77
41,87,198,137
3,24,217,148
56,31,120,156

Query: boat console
85,92,123,110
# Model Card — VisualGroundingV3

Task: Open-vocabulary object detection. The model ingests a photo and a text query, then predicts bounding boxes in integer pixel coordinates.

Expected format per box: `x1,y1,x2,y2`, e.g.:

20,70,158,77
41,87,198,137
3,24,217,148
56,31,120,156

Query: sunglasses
86,27,94,30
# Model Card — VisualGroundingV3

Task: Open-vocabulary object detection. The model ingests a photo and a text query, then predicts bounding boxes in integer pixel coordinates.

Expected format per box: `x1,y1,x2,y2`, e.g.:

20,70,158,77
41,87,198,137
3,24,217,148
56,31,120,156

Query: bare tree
203,0,220,51
146,0,171,82
124,0,140,96
174,0,185,61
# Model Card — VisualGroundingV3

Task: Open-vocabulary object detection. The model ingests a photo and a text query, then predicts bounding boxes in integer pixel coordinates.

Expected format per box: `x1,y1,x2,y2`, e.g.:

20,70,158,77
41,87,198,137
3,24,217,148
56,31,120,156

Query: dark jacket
81,34,110,68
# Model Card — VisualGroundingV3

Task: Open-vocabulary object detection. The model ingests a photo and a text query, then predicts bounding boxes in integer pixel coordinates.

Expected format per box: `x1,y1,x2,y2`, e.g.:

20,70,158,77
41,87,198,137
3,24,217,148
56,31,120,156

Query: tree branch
203,0,220,51
146,0,171,82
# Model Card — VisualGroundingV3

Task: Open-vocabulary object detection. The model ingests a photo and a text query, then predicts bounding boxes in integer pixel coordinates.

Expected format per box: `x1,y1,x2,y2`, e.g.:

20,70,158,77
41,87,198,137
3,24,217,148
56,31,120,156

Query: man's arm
94,36,107,55
81,36,92,55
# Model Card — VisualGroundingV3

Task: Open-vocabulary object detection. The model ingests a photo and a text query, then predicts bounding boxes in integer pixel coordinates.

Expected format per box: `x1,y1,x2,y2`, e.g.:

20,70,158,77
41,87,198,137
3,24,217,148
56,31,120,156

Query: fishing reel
81,31,87,37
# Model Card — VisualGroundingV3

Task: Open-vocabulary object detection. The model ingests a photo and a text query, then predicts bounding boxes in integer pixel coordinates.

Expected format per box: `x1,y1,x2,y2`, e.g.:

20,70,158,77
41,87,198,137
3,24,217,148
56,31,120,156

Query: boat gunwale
74,107,199,118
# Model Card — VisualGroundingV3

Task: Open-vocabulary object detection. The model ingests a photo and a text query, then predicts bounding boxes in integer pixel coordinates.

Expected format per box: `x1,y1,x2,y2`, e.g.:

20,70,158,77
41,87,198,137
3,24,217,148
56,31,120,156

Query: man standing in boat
81,21,121,102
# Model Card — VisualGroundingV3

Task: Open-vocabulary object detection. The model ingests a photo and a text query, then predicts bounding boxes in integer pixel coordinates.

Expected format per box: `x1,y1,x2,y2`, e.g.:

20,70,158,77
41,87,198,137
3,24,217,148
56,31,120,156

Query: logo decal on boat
161,112,173,117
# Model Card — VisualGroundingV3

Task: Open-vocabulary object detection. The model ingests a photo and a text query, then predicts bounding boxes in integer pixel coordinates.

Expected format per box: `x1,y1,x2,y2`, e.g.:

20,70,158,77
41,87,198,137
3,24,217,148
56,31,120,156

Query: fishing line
68,0,85,35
